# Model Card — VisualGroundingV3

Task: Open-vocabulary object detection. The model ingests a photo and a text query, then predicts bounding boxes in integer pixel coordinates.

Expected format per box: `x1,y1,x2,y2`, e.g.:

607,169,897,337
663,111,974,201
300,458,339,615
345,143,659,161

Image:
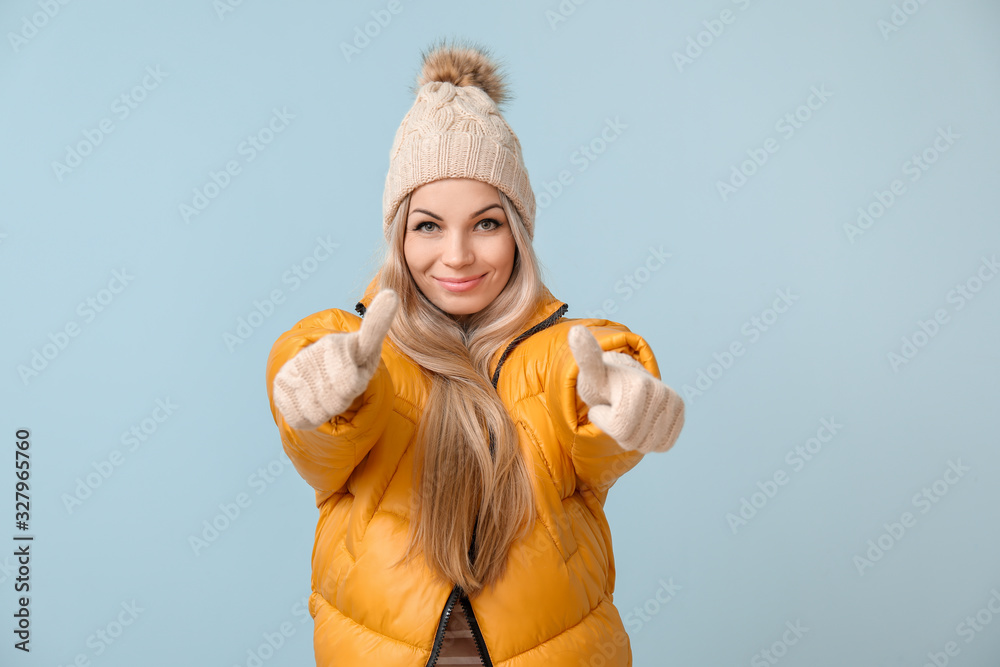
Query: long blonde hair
374,187,551,598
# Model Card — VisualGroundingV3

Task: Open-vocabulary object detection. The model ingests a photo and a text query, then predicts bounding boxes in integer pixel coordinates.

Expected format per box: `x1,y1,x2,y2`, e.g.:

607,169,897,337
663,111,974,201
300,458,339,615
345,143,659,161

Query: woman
265,39,685,666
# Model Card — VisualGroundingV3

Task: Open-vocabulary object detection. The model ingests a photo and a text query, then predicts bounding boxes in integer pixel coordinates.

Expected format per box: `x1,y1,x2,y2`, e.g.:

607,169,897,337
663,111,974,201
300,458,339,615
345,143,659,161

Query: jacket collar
353,275,569,381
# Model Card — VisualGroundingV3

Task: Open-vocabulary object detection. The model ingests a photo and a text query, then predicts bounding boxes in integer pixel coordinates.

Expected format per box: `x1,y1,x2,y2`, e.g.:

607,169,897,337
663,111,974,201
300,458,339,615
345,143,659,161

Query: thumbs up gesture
273,289,400,430
567,325,684,454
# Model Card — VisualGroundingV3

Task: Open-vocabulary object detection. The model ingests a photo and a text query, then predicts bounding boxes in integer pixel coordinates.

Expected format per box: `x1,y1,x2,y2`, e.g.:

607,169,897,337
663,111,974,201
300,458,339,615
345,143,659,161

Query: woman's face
403,178,516,321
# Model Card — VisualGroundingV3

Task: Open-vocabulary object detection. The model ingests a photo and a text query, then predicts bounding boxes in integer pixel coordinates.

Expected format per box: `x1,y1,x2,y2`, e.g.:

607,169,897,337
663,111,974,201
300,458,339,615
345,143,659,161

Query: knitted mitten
273,290,399,430
567,325,685,454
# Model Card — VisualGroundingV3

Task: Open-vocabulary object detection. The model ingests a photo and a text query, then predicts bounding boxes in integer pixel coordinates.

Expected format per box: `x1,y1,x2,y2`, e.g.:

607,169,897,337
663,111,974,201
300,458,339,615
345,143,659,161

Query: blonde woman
265,39,685,666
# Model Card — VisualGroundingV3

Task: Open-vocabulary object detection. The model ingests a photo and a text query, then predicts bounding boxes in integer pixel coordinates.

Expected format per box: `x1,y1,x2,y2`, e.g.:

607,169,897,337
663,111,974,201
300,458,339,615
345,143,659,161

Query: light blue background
2,0,999,665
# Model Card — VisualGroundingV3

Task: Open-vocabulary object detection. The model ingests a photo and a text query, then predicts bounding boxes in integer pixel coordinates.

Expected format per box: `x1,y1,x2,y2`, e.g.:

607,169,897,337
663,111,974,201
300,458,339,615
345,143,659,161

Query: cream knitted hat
382,40,536,240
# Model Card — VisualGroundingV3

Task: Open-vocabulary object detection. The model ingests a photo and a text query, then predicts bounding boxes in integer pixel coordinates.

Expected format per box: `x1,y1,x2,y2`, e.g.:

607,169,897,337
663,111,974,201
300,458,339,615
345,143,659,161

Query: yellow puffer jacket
265,276,671,666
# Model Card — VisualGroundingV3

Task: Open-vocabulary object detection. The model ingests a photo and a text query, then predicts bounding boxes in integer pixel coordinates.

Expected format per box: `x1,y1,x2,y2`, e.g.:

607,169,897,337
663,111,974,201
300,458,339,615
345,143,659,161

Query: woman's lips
435,273,485,292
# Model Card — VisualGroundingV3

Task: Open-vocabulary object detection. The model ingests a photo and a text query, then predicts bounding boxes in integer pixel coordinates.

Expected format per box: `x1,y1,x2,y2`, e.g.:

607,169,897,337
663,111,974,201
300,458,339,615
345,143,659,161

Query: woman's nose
442,233,474,267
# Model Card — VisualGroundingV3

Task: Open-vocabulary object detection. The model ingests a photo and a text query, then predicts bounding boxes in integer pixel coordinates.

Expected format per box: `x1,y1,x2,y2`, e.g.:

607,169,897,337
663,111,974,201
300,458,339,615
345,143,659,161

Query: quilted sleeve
545,321,677,494
265,308,393,499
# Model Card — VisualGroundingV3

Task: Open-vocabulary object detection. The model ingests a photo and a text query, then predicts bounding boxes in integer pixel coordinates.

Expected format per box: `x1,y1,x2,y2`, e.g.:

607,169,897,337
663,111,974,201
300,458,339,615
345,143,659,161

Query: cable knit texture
568,325,685,454
272,290,399,430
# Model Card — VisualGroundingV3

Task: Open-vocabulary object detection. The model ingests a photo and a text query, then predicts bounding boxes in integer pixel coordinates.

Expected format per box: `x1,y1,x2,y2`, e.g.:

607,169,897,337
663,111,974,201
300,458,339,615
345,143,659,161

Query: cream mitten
567,325,685,454
273,290,399,430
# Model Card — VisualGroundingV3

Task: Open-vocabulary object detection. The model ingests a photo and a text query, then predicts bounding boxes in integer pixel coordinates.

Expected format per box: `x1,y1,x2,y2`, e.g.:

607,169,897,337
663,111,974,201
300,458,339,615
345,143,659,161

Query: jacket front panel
266,278,660,666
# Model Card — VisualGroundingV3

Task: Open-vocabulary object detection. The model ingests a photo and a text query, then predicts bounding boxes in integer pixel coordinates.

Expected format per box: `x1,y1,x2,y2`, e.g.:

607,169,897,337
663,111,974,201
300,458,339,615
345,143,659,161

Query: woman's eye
414,219,502,232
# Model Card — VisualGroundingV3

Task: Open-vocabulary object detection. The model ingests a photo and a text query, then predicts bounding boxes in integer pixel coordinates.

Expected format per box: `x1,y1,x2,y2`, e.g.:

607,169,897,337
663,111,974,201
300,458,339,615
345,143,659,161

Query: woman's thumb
355,289,399,363
568,325,610,405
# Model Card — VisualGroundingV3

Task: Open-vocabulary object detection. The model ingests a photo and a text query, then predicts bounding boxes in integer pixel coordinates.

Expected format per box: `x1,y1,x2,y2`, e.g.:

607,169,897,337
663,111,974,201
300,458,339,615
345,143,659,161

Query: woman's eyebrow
408,204,503,221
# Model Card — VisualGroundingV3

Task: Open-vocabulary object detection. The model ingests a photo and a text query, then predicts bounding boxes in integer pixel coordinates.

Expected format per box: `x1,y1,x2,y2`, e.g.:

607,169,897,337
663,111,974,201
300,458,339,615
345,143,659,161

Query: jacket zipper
425,490,495,666
425,584,463,667
460,592,492,665
388,303,569,667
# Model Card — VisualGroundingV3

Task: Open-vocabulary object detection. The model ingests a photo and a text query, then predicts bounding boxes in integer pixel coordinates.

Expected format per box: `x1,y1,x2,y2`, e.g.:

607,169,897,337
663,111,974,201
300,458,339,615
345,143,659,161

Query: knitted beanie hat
382,39,536,241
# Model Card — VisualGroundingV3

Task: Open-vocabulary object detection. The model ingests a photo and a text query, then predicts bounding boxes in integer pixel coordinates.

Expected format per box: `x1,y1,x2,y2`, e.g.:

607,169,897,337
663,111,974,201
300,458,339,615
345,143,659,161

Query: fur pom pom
413,38,510,108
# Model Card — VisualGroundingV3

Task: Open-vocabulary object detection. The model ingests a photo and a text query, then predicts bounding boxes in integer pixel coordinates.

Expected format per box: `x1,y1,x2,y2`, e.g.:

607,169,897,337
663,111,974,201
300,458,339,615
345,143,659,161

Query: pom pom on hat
412,38,510,109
